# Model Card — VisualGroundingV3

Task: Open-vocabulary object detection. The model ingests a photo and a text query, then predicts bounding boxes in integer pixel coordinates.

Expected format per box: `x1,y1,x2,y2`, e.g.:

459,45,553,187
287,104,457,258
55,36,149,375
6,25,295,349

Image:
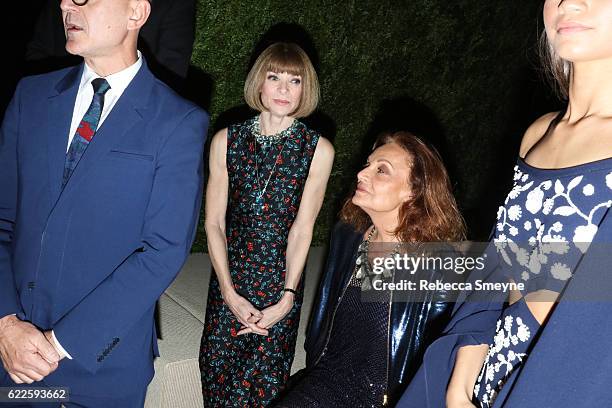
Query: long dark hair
538,27,571,100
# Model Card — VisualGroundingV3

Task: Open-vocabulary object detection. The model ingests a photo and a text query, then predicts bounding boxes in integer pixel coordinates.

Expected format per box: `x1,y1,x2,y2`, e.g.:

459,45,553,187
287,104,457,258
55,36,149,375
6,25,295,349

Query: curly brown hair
340,131,466,242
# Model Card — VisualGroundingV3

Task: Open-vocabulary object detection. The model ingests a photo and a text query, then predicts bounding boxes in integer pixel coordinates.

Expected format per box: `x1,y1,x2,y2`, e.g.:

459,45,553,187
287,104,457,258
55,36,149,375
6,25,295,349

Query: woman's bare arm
205,129,265,334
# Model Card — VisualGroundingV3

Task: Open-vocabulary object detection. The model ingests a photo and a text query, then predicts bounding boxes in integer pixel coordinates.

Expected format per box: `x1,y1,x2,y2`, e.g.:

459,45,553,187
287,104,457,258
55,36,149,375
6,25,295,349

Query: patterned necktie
62,77,111,187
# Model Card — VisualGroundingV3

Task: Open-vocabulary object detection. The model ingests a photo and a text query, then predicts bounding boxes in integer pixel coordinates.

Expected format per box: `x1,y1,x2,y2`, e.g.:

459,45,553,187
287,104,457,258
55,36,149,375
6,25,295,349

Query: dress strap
523,107,567,161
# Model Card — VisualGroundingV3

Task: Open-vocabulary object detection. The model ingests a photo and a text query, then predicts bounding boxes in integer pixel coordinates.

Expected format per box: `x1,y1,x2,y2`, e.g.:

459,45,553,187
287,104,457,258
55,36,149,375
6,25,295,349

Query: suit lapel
46,65,82,205
57,61,154,201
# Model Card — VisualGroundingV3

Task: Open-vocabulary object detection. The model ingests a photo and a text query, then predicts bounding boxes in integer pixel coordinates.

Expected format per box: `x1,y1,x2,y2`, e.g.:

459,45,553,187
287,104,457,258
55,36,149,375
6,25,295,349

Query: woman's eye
291,78,301,85
377,167,385,174
267,74,278,80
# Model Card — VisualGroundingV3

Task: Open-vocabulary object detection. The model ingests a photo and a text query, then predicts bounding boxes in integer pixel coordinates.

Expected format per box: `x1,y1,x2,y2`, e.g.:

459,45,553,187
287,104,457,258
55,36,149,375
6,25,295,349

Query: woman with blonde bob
278,131,465,407
199,42,334,406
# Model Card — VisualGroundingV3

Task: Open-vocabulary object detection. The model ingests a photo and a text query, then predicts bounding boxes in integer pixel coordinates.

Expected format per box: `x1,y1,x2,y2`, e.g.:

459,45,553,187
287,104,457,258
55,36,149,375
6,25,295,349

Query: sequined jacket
304,222,456,406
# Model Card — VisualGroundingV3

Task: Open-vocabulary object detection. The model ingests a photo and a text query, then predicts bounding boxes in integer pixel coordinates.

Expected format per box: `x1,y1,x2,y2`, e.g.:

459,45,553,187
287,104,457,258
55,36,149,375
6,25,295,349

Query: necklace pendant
253,195,264,215
355,264,365,279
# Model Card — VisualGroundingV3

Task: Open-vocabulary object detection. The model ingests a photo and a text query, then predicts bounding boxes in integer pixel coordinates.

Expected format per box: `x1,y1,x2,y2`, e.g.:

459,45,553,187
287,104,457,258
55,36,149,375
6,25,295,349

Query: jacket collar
45,58,155,208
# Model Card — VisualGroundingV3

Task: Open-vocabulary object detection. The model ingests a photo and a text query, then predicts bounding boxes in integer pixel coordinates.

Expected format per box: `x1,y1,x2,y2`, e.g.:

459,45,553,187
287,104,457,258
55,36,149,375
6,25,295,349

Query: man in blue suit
0,0,208,406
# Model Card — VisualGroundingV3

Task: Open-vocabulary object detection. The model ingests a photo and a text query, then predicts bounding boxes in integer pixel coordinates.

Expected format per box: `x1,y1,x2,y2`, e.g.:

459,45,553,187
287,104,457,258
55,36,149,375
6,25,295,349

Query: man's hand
43,331,67,361
0,315,60,384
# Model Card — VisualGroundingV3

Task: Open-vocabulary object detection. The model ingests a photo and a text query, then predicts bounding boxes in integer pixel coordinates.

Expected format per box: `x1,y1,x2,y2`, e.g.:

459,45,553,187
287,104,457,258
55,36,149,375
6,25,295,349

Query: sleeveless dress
199,116,320,407
473,157,612,407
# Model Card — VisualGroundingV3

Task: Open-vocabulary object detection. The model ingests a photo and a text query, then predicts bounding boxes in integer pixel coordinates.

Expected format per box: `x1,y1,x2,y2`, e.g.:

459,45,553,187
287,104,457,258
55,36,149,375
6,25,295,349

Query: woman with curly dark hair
277,131,465,407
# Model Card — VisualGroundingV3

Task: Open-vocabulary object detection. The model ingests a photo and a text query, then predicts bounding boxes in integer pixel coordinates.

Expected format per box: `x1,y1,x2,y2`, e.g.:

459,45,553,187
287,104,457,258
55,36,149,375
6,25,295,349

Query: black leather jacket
304,222,456,406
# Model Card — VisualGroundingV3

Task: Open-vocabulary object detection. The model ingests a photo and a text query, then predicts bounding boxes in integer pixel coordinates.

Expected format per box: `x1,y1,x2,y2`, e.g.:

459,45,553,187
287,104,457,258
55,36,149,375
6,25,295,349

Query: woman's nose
557,0,584,13
278,80,288,93
357,167,369,183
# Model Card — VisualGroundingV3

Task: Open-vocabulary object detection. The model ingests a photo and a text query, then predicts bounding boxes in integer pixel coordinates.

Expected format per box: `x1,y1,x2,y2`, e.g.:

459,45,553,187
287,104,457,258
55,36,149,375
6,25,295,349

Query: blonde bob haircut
244,42,320,118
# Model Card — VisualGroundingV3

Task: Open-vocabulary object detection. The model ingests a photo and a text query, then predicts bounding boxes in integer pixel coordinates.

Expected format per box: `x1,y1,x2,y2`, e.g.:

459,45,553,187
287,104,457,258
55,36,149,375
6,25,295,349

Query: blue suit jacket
0,60,208,397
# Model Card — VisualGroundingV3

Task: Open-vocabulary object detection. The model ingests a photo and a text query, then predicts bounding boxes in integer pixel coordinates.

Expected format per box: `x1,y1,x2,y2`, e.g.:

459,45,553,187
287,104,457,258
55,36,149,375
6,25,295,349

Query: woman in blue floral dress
469,125,612,407
199,43,334,407
399,1,612,407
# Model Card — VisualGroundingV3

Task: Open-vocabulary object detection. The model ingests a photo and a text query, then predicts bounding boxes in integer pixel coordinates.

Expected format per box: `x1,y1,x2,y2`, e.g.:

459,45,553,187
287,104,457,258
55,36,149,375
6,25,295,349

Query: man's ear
127,0,151,31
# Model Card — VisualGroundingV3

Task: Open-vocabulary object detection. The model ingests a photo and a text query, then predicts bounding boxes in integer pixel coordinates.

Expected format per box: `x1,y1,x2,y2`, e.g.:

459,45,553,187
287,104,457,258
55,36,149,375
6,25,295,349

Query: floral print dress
199,116,320,407
473,157,612,407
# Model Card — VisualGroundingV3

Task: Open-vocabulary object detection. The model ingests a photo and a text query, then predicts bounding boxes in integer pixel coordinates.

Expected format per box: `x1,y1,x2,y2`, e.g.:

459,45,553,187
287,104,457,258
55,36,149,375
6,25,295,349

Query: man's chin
64,39,86,57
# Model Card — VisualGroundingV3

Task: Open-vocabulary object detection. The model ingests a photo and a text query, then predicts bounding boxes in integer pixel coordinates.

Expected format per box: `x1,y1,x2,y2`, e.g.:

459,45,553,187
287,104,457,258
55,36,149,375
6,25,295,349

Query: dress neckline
517,156,612,177
249,115,297,145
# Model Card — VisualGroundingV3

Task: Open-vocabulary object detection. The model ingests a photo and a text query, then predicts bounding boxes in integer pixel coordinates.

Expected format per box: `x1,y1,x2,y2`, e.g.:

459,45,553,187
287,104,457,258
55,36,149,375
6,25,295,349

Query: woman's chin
351,196,370,213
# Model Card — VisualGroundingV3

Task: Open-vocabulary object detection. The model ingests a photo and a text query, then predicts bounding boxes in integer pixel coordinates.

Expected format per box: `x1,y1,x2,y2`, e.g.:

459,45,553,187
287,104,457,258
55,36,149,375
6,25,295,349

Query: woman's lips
557,22,591,34
355,185,369,194
273,99,290,105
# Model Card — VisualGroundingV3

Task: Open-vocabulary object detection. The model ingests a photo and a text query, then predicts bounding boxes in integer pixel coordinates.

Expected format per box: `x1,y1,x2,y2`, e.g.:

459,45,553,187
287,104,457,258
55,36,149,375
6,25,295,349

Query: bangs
244,42,319,117
266,50,305,77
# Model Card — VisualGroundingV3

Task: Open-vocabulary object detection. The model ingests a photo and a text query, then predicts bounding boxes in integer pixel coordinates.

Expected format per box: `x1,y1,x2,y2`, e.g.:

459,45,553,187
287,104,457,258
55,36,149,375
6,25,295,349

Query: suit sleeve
52,107,209,373
0,81,24,318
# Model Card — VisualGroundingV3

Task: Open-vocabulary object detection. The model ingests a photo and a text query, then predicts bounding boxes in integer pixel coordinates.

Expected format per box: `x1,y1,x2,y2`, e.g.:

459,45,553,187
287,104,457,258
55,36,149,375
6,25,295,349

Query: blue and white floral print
494,161,612,290
474,158,612,408
473,300,537,407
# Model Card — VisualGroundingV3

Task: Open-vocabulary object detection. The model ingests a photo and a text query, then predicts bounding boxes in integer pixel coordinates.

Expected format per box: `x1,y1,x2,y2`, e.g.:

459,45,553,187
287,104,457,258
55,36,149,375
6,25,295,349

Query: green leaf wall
189,1,554,251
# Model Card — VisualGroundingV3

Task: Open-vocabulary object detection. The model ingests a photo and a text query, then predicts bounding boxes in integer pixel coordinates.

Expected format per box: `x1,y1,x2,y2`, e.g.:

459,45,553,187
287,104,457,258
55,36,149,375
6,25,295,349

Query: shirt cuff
51,330,73,360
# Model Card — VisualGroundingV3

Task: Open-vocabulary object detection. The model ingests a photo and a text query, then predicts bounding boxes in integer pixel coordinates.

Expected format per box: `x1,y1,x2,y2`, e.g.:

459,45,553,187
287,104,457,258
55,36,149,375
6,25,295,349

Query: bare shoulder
314,136,335,161
519,112,559,158
209,128,229,154
211,128,228,146
208,128,228,168
308,136,334,177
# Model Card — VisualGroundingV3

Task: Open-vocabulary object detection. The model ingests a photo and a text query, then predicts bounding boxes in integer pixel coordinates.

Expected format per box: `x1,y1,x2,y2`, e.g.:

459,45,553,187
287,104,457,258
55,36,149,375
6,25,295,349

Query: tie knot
91,78,111,95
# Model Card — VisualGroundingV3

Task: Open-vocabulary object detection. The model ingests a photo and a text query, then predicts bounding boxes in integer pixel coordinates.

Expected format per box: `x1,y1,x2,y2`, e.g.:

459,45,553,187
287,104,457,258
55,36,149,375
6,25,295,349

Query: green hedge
190,1,549,251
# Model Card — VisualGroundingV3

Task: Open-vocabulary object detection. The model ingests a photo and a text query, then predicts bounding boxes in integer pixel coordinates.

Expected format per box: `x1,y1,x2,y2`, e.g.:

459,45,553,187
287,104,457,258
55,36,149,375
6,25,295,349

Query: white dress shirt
52,52,143,359
66,51,143,150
